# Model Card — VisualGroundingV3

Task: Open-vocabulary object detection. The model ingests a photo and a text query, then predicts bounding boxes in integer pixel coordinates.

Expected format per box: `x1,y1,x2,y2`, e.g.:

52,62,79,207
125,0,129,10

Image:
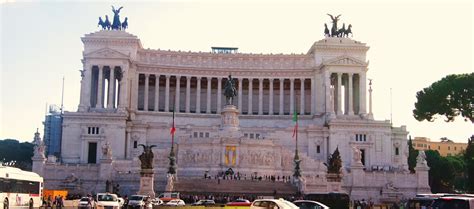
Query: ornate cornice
135,49,314,70
135,66,315,78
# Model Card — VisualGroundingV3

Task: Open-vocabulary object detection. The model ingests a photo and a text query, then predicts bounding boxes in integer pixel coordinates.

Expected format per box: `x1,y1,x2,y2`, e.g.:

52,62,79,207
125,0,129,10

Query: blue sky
1,0,472,142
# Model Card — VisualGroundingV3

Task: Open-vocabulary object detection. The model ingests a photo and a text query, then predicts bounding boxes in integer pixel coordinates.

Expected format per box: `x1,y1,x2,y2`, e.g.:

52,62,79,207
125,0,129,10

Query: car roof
294,200,329,207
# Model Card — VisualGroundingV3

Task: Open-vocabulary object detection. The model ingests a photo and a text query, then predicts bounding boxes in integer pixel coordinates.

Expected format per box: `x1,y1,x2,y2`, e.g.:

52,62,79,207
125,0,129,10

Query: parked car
165,199,185,206
158,192,180,202
78,197,96,209
251,199,299,209
118,197,125,208
127,195,152,209
151,198,163,206
293,200,330,209
227,199,251,206
192,200,216,206
431,196,474,209
96,193,121,209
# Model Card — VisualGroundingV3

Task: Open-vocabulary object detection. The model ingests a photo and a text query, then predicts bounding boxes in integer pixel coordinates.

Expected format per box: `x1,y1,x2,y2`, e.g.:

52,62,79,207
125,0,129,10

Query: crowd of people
207,171,293,183
42,195,64,208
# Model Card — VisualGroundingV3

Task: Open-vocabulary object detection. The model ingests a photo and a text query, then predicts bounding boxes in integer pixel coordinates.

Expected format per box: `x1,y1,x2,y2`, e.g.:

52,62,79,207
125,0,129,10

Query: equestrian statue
223,75,238,105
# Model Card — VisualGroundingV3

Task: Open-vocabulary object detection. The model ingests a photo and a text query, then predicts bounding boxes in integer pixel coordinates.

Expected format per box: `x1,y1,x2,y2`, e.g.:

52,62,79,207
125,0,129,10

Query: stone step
174,178,297,194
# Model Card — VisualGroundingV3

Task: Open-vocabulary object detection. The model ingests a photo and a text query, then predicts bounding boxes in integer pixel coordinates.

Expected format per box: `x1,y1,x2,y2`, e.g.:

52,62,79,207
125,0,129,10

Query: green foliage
0,139,34,171
407,138,418,173
465,136,474,192
425,150,467,193
413,73,474,122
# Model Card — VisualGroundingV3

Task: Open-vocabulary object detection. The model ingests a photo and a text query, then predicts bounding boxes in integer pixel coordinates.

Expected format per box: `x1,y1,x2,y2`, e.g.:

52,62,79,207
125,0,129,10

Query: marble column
196,77,201,113
207,77,211,113
97,66,103,108
359,72,367,115
336,73,342,115
311,77,316,115
154,75,160,111
185,76,191,113
279,78,284,115
217,77,222,113
248,78,253,115
175,76,181,112
300,79,305,115
144,74,149,111
117,65,129,112
290,78,295,113
79,63,92,111
269,79,274,115
238,78,243,113
108,67,115,109
165,75,170,112
348,73,354,115
258,78,263,115
324,71,333,114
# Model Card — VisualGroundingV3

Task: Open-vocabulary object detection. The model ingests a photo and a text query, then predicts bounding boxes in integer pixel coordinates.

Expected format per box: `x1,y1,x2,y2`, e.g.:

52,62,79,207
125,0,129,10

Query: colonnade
89,65,122,109
136,74,316,115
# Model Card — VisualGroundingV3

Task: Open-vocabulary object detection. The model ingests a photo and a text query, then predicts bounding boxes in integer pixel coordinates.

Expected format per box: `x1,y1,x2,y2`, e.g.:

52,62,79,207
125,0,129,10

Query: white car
251,199,299,209
165,199,186,206
96,193,121,209
294,200,330,209
78,197,96,209
127,195,152,209
151,198,164,206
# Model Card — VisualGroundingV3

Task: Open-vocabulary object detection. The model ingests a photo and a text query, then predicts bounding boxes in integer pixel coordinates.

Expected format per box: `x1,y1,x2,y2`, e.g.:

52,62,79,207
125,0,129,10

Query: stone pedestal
139,169,155,198
326,173,343,192
220,105,240,138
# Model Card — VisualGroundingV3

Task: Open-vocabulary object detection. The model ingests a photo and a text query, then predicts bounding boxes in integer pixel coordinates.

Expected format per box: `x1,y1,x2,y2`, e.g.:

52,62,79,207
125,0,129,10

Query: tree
407,137,418,173
0,139,34,170
413,73,473,123
465,136,474,192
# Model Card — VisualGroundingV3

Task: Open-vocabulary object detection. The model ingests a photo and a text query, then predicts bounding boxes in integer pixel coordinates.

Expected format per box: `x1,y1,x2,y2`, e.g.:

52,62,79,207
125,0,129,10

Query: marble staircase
173,178,298,195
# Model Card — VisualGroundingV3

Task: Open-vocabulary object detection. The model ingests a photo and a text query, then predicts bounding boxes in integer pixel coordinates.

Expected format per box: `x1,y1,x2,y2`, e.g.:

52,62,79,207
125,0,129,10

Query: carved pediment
323,56,368,67
84,48,130,59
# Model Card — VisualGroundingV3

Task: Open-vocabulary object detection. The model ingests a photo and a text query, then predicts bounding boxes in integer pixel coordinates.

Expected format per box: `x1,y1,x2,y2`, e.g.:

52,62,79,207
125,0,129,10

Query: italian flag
170,108,176,136
292,109,298,138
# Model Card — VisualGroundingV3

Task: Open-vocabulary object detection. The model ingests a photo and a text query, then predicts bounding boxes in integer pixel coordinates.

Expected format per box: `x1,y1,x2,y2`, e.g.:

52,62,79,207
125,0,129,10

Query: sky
1,0,473,143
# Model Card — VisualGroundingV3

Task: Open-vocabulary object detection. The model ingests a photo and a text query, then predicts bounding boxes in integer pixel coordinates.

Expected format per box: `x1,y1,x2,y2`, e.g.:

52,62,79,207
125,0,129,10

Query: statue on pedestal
224,75,237,105
352,146,362,165
101,141,112,160
139,144,157,169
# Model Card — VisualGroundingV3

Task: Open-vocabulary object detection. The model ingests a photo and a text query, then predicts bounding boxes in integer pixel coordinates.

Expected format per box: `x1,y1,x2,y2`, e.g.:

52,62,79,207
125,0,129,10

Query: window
193,132,198,138
205,132,209,138
454,147,457,151
317,145,320,154
133,141,138,149
395,147,399,155
256,134,260,139
438,146,440,150
244,133,248,138
250,133,254,139
363,134,367,141
87,126,100,135
356,135,359,141
199,132,203,138
448,146,450,150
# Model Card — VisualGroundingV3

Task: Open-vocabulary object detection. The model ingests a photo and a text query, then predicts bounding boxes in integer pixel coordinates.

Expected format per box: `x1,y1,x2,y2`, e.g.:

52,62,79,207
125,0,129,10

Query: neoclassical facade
33,30,430,202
